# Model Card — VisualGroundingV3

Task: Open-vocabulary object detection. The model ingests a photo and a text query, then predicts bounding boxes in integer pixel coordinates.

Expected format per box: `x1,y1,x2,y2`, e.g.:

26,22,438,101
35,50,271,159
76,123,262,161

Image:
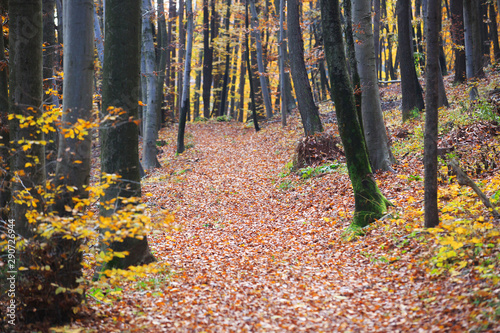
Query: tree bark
424,0,440,228
177,0,194,154
9,0,44,238
373,0,381,78
142,0,160,170
246,0,260,131
218,0,232,117
278,0,286,126
54,0,93,214
397,0,425,121
450,0,466,83
287,0,323,136
352,0,395,171
0,2,9,221
463,0,485,78
250,0,273,119
202,0,213,118
320,0,390,228
101,0,154,268
489,3,500,61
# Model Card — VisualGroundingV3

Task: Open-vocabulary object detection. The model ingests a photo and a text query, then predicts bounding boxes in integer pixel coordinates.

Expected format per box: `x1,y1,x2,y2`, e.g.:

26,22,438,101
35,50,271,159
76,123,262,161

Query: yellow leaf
74,160,83,164
478,216,485,222
488,230,499,237
25,162,33,168
455,227,467,234
323,217,330,222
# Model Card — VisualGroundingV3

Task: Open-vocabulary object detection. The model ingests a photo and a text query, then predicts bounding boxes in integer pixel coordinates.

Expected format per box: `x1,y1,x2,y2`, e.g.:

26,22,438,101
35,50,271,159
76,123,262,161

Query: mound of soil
292,132,345,170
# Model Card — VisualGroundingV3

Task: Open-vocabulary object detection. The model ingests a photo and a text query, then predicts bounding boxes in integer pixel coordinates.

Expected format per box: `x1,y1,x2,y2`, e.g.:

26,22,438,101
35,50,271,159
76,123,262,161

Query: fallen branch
448,159,500,219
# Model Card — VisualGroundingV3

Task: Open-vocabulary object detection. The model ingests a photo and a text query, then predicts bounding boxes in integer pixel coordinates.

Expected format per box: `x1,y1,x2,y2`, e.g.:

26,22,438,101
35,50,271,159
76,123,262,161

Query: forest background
0,0,500,331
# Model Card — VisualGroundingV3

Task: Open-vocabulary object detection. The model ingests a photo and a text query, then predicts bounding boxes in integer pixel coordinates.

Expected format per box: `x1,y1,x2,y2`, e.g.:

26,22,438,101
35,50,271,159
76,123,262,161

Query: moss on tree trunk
320,0,390,228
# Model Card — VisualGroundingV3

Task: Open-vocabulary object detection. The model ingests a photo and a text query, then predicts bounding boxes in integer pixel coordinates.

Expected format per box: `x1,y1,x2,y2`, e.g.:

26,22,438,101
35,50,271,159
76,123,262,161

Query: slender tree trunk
93,5,104,63
321,0,390,228
246,0,260,131
218,0,232,117
489,3,500,61
167,0,177,118
287,0,323,136
193,52,203,119
177,0,194,154
43,0,59,176
202,0,213,118
9,0,44,238
424,0,440,228
250,0,273,119
397,0,425,121
238,28,247,122
142,0,160,170
451,0,466,83
101,0,154,269
176,0,185,114
156,0,168,131
278,0,286,126
352,0,395,171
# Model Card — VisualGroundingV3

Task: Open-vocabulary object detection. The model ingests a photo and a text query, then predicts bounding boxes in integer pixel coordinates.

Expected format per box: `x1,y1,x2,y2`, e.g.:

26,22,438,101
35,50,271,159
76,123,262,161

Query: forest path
98,122,474,332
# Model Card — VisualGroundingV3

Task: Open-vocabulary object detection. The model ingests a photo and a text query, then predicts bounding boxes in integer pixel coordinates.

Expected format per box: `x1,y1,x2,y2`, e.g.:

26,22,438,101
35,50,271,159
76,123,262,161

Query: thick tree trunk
177,0,194,154
450,0,466,83
352,0,395,171
9,0,44,238
397,0,425,121
0,3,9,221
287,0,323,136
142,0,160,170
373,0,381,78
321,0,390,228
344,0,362,127
463,0,485,78
424,0,440,228
250,0,273,119
55,0,93,213
101,0,154,268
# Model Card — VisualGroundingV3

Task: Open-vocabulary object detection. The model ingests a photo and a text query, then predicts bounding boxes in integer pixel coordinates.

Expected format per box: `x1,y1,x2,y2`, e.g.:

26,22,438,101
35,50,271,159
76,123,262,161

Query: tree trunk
156,0,168,130
101,0,154,268
237,27,247,122
54,0,93,214
424,0,440,228
352,0,395,171
202,0,213,118
373,0,381,78
344,0,362,128
246,0,260,131
0,2,9,221
278,0,286,126
218,0,232,117
320,0,390,228
450,0,466,83
287,0,323,136
489,3,500,61
397,0,425,121
250,0,273,119
142,0,160,170
176,0,185,114
9,0,44,238
93,5,104,63
177,0,194,154
463,0,485,78
193,52,203,119
43,0,59,176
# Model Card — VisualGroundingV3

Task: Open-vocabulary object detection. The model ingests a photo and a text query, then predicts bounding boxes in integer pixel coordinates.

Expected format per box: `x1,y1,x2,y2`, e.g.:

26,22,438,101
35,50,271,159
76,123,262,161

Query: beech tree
9,0,44,238
287,0,323,136
320,0,390,228
100,0,155,268
141,0,161,170
397,0,425,121
54,0,93,213
424,0,440,228
450,0,466,84
177,0,194,154
463,0,485,79
352,0,395,171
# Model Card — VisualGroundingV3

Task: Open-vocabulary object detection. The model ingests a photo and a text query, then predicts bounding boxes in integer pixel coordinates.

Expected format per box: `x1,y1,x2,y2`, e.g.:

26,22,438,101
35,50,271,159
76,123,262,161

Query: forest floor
60,73,500,332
